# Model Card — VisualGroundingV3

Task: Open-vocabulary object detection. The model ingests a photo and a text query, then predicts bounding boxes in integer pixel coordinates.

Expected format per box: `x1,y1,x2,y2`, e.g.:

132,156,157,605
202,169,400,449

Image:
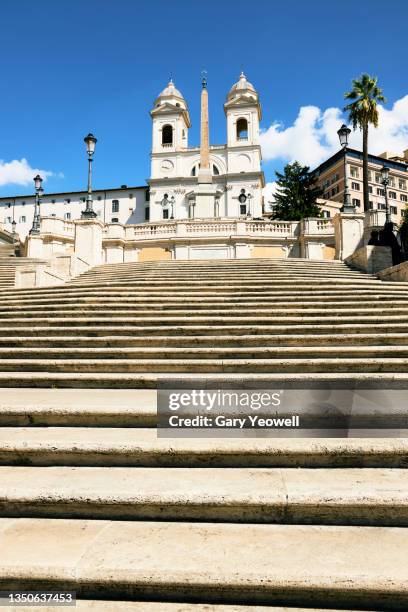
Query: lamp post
381,164,391,224
170,195,175,219
29,174,43,235
81,133,97,219
246,192,252,218
337,124,354,213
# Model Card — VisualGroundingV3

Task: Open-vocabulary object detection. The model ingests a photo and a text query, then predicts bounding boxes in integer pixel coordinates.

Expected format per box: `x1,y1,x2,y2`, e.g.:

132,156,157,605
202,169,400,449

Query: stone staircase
0,258,407,611
0,255,48,290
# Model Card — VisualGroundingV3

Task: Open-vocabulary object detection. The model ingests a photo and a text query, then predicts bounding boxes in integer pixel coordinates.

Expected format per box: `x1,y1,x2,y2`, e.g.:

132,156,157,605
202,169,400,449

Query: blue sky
1,0,408,197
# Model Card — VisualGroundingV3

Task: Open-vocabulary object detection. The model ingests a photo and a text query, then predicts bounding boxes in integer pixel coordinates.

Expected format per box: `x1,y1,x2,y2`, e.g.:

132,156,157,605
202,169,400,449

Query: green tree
271,161,322,221
344,74,386,212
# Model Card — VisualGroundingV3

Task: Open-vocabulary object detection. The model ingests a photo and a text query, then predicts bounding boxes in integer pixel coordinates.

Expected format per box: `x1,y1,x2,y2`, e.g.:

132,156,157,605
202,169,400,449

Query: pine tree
271,161,322,221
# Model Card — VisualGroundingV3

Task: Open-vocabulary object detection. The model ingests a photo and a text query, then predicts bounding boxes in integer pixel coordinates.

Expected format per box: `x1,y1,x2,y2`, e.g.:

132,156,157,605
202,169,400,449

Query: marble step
1,332,407,347
0,518,406,608
2,356,408,373
0,371,407,388
2,346,408,360
0,427,407,467
0,466,406,526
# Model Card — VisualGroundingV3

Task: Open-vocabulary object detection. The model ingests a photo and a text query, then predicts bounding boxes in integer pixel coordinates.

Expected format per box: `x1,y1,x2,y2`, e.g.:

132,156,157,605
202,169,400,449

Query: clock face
161,159,174,172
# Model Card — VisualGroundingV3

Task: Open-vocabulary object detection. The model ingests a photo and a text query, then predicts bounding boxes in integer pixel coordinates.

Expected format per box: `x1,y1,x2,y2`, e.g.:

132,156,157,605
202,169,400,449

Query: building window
352,198,360,207
351,181,360,191
389,177,395,188
64,198,71,204
213,165,220,175
390,206,398,215
377,188,385,196
191,166,196,177
19,216,26,222
401,194,408,202
145,206,150,221
378,202,386,210
163,209,169,219
145,189,150,202
368,185,373,193
112,200,119,213
236,118,248,140
389,191,397,199
111,217,119,223
239,204,247,215
330,173,339,184
368,202,374,210
64,213,71,220
350,166,359,178
368,171,372,181
322,210,331,218
97,196,102,201
162,124,173,145
399,179,407,190
375,173,382,183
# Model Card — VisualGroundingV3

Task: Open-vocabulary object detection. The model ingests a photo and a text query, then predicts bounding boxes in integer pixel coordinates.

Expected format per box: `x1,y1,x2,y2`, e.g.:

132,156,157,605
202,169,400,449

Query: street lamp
381,164,391,224
170,195,175,219
246,192,252,218
337,124,354,213
81,132,97,219
29,174,43,235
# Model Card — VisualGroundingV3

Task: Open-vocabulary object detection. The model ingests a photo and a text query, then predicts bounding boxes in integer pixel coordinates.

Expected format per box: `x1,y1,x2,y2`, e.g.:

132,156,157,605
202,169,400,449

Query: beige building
313,147,408,222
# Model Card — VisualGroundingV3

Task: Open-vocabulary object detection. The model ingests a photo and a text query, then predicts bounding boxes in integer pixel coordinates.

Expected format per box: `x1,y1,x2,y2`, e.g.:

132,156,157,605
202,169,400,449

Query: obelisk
195,73,217,218
198,74,212,184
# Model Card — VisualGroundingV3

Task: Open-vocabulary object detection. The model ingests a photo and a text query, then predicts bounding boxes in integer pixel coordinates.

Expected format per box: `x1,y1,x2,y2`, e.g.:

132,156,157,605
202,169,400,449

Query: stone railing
301,218,333,235
364,210,387,228
104,219,307,241
40,216,75,237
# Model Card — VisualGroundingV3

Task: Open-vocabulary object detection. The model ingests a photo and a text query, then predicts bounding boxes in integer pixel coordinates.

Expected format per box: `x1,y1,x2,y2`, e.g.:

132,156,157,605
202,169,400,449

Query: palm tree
344,74,386,212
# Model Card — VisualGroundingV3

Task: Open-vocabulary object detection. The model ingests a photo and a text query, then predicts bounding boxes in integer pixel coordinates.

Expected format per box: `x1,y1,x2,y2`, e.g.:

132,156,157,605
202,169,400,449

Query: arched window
213,165,220,175
237,118,248,140
162,124,173,145
191,166,196,177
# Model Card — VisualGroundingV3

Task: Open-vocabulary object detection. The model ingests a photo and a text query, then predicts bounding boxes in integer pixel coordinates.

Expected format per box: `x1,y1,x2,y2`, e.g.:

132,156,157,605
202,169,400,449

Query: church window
237,118,248,140
111,217,119,223
162,124,173,145
240,204,247,215
145,206,150,221
191,166,196,176
163,209,169,219
213,165,220,175
145,189,150,202
112,200,119,213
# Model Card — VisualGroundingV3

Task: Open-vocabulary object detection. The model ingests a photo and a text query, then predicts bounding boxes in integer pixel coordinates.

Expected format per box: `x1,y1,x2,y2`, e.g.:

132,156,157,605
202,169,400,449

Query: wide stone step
2,356,408,373
3,306,408,318
0,371,407,388
1,332,408,348
0,427,407,467
0,518,406,608
0,466,406,526
1,323,408,337
2,346,408,360
12,603,354,612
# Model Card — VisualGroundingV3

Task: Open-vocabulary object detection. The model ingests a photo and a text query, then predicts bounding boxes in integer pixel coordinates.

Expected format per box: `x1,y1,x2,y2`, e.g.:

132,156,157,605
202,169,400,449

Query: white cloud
0,158,56,187
260,94,408,169
262,181,278,209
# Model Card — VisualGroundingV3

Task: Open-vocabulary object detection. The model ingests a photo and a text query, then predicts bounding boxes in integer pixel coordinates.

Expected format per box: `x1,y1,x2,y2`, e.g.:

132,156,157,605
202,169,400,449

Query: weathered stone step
2,295,408,308
0,323,407,337
0,314,406,328
3,345,408,360
2,357,408,373
0,388,155,427
0,371,407,388
0,518,406,608
1,332,407,348
3,306,408,318
13,602,354,612
0,466,406,526
0,428,407,467
71,271,367,281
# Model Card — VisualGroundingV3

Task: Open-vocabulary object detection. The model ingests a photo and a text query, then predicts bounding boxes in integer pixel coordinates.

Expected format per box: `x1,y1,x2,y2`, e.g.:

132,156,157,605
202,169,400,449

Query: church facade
0,73,265,240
